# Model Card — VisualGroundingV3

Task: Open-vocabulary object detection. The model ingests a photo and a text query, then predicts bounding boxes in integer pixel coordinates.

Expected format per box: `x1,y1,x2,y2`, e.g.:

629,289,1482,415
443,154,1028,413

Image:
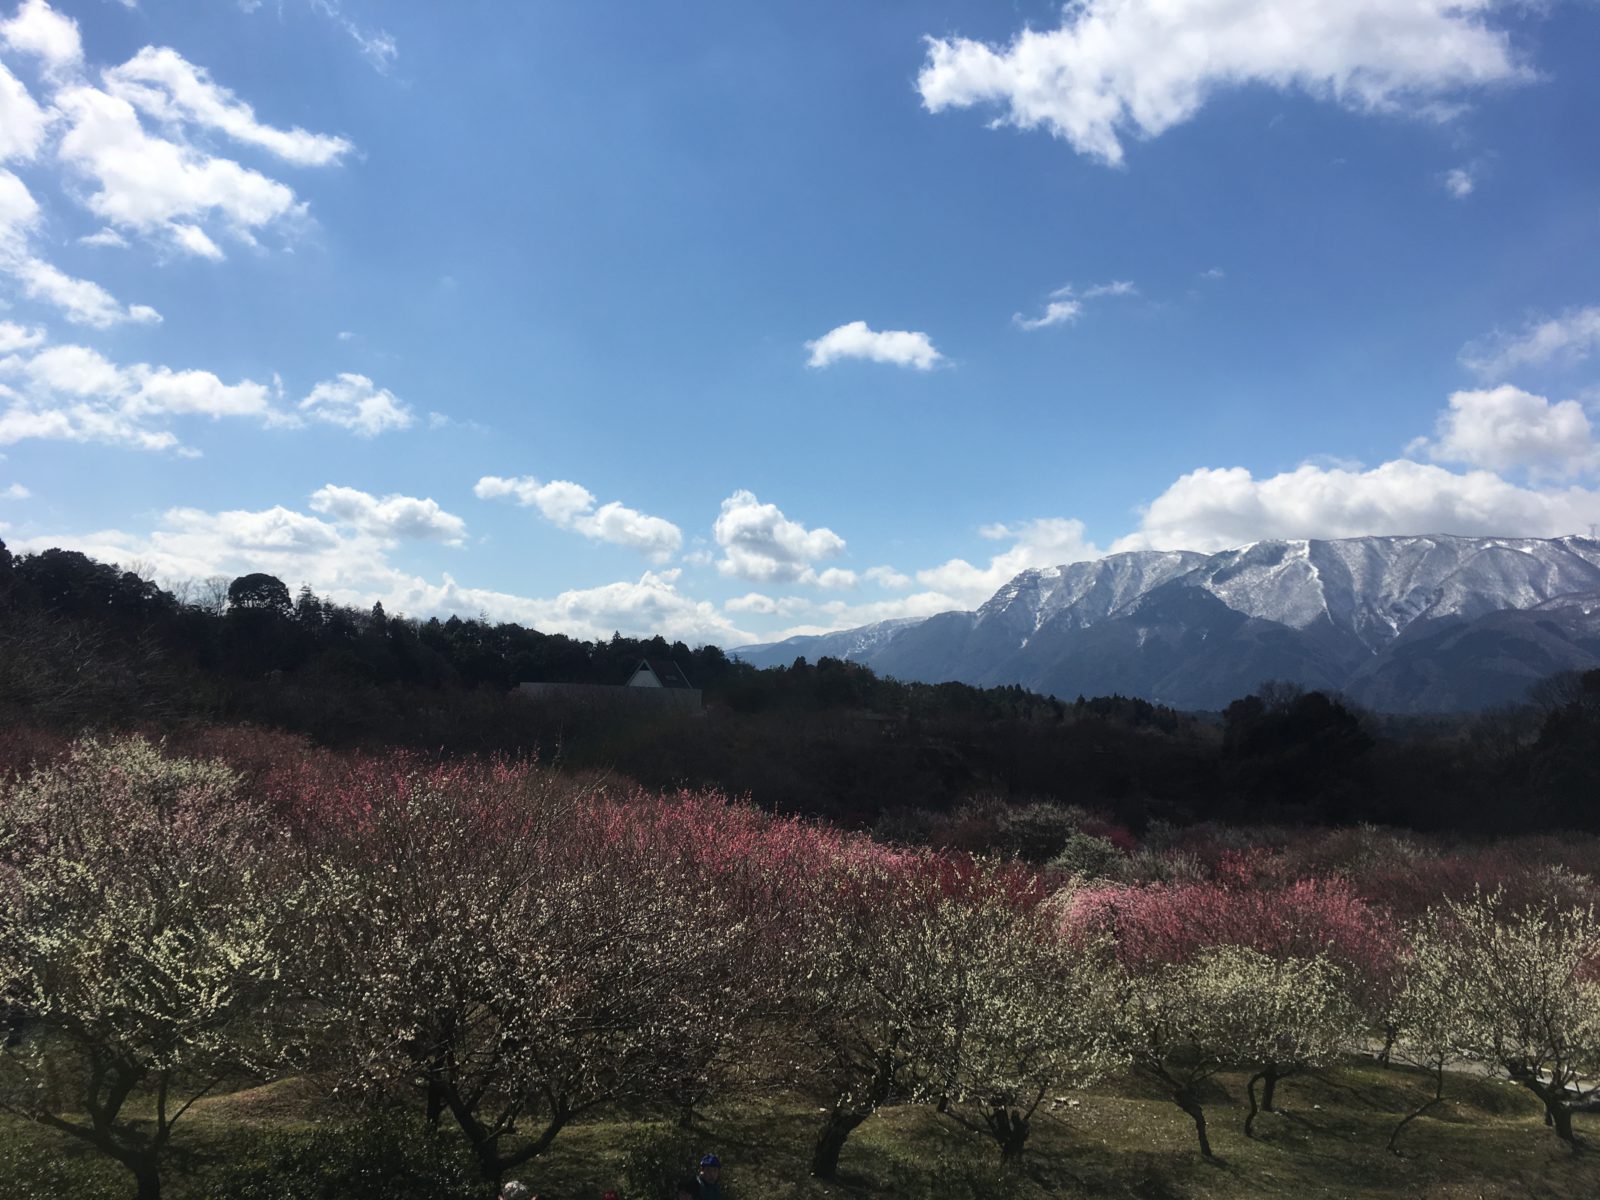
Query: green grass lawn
4,1061,1598,1199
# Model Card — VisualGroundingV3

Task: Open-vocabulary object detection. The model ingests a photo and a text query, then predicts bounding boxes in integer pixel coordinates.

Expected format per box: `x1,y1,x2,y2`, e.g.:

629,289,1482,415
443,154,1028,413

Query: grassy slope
4,1062,1598,1199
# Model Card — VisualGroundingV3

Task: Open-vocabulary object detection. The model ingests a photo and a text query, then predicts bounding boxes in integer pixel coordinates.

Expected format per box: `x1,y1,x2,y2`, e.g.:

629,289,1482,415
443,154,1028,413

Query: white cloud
474,473,683,561
765,589,970,641
0,482,29,500
1014,280,1135,330
1014,298,1080,331
712,489,846,582
0,61,50,163
104,46,353,167
308,484,467,545
864,564,911,589
0,164,159,329
298,373,413,437
79,226,128,248
8,254,163,327
0,338,286,452
0,319,43,352
805,320,944,370
0,166,38,249
724,591,810,617
1444,166,1475,198
1462,306,1600,378
22,499,746,643
916,517,1101,608
168,222,223,260
918,0,1527,166
0,0,81,72
307,0,398,72
54,83,306,257
1113,459,1600,554
1409,385,1596,477
394,569,749,645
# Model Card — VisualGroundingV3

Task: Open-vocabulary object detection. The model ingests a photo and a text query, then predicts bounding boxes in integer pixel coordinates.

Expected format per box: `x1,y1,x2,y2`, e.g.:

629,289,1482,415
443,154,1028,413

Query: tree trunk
991,1108,1030,1166
1515,1078,1579,1148
1245,1071,1264,1138
131,1160,161,1200
810,1108,869,1179
1547,1098,1576,1147
1261,1063,1280,1111
1387,1064,1445,1155
1175,1090,1213,1159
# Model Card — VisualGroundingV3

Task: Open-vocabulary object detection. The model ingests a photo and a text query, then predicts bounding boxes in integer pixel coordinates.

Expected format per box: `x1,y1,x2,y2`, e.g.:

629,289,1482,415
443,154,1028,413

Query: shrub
1049,831,1120,879
619,1125,739,1200
212,1114,480,1200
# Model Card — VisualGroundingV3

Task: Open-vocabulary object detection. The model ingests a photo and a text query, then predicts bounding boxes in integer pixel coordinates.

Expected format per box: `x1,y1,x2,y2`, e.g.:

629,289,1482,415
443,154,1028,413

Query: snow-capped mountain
732,535,1600,712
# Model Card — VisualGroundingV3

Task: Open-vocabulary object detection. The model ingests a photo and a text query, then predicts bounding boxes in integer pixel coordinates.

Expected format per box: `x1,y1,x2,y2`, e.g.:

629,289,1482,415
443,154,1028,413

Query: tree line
3,540,1600,833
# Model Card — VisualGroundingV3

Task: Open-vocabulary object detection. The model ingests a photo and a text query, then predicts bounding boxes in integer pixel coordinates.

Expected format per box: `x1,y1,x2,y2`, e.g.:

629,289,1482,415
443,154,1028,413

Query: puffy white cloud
1463,306,1600,378
916,517,1101,608
0,319,43,352
104,47,352,167
1,482,30,500
814,567,857,589
1409,385,1596,477
0,61,49,163
1,0,80,72
474,474,684,562
1444,166,1475,198
308,484,467,545
1112,459,1600,554
713,489,846,582
54,84,305,256
298,373,413,437
918,0,1526,165
1,0,79,73
1014,280,1135,331
0,338,287,452
0,166,38,249
805,320,944,370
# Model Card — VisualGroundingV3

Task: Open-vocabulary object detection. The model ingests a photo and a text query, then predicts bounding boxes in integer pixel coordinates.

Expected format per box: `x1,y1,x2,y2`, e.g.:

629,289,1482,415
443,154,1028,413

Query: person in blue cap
676,1153,723,1200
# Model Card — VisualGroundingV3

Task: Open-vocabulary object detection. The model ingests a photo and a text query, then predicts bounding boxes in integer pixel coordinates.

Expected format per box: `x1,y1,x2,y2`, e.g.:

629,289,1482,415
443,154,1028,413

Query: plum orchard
1,737,1599,1198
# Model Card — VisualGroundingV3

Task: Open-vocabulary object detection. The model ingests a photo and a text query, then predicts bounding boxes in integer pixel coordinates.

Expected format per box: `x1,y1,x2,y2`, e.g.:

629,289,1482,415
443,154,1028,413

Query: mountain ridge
732,534,1600,712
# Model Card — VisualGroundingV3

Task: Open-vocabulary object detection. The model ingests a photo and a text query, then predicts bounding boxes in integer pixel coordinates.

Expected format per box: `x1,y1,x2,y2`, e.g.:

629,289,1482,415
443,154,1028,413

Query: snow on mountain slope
1176,536,1600,651
727,535,1600,709
974,550,1207,638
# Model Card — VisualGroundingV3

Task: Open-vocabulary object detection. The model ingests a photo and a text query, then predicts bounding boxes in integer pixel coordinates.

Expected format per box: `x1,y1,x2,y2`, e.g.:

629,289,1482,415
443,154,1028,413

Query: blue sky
3,0,1600,645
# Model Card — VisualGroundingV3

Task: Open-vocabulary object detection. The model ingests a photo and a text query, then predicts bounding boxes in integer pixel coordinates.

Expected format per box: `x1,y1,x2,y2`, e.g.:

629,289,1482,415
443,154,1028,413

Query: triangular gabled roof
630,658,694,688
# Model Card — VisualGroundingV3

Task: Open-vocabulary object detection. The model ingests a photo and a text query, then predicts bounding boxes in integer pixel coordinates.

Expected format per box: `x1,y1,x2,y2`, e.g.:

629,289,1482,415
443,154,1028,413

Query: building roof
632,658,694,688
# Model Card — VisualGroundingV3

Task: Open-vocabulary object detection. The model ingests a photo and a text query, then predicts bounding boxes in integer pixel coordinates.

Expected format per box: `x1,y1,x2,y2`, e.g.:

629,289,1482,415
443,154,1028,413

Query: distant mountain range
732,535,1600,712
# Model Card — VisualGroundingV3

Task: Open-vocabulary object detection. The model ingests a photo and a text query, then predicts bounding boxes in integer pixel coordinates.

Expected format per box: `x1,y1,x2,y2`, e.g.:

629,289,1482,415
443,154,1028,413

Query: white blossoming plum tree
914,891,1124,1165
0,738,297,1200
1435,893,1600,1147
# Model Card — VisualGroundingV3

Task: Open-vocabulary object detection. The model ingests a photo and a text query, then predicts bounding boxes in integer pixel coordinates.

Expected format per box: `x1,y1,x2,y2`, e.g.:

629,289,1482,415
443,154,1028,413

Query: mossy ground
4,1061,1598,1198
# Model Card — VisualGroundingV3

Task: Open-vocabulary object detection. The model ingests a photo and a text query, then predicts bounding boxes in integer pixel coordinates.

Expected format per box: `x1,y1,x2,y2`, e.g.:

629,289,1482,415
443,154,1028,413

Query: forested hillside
4,541,1599,835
